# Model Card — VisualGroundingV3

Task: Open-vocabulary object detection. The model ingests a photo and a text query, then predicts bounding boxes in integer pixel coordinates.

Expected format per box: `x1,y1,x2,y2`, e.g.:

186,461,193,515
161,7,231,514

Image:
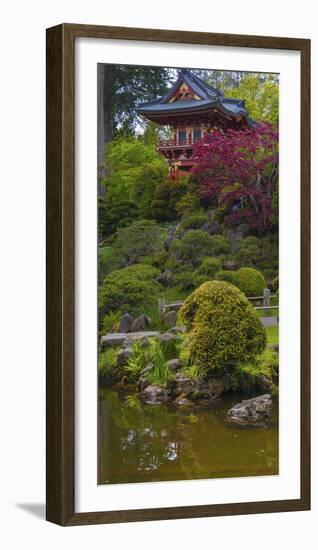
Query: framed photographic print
46,24,310,525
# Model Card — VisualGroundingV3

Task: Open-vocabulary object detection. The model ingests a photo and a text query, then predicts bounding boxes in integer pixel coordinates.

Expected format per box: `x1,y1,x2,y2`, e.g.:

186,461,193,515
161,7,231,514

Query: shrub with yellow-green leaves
216,267,266,297
180,281,266,372
235,267,266,297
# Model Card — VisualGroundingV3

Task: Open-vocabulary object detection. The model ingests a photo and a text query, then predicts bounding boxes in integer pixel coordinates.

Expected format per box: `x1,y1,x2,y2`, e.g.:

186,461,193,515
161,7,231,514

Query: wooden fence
158,288,278,322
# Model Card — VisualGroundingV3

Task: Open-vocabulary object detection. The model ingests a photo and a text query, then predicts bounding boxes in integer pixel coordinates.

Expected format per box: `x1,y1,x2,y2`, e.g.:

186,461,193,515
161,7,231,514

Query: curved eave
136,100,251,125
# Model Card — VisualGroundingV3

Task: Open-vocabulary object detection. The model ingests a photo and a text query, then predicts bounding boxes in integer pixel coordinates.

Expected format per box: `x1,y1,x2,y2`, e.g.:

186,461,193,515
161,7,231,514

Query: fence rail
159,288,278,321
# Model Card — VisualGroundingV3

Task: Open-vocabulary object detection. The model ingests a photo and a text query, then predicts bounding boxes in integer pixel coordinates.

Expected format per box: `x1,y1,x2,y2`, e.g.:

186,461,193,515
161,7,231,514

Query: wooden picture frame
46,23,311,526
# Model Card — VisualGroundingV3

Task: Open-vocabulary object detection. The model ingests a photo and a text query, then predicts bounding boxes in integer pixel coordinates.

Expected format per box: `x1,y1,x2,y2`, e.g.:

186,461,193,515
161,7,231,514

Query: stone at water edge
164,310,178,328
119,312,133,333
131,314,152,332
140,384,169,405
225,394,273,427
174,394,193,408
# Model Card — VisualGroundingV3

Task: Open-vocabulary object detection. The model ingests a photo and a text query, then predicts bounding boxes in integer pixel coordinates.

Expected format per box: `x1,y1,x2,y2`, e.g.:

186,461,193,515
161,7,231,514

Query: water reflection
98,389,278,484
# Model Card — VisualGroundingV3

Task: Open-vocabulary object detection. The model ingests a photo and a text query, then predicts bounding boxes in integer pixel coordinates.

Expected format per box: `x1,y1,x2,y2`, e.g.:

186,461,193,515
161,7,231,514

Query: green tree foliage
100,138,168,236
100,64,171,142
180,281,266,371
226,74,279,125
171,230,231,267
151,178,188,221
99,264,162,315
235,236,263,268
111,219,166,267
194,257,221,279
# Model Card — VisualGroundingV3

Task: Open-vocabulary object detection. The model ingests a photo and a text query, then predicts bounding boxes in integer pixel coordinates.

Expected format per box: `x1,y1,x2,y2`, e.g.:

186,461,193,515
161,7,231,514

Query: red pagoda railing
158,136,203,148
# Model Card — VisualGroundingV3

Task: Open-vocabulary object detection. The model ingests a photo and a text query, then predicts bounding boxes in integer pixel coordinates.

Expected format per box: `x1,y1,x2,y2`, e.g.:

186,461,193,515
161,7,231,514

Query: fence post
158,298,165,322
263,288,270,308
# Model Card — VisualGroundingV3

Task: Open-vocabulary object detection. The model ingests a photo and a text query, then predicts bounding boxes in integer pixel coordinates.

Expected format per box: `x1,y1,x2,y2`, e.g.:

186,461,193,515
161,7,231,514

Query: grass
265,325,279,346
98,347,120,375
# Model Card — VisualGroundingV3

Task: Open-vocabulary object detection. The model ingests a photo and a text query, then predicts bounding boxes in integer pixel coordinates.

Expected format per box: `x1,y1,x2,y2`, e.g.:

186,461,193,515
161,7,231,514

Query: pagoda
136,69,253,179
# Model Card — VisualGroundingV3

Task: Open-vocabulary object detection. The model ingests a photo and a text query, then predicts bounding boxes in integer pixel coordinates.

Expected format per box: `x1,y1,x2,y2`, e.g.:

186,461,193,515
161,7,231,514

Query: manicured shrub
99,264,161,315
112,219,165,266
151,178,187,221
235,267,266,297
235,236,262,267
195,257,221,278
174,271,195,291
192,258,222,287
209,235,231,255
98,199,140,239
176,213,208,234
215,270,239,286
170,230,230,267
132,164,168,218
175,192,200,218
180,281,266,372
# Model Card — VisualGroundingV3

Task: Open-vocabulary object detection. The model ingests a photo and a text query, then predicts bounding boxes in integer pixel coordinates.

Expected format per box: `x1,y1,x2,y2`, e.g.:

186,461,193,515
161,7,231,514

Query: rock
164,310,177,328
138,377,150,391
100,333,128,348
173,373,192,393
158,331,178,344
140,384,169,405
140,363,154,377
222,260,237,271
226,394,273,427
119,312,133,333
207,378,228,398
170,373,229,402
157,269,174,287
166,358,182,372
117,346,134,366
170,325,186,334
164,226,178,251
131,314,152,332
201,220,221,235
101,331,159,349
255,374,273,393
174,394,193,407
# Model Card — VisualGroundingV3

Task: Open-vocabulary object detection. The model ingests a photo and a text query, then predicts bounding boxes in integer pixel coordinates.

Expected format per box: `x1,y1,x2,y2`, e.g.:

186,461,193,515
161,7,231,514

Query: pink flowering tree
191,124,278,233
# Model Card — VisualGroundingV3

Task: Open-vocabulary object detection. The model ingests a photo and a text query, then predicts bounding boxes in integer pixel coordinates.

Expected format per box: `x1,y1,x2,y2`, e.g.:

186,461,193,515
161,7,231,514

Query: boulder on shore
140,384,169,405
225,394,273,427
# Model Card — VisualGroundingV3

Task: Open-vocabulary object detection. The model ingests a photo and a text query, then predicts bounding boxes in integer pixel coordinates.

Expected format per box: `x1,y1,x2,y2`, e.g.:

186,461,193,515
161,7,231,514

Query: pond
98,388,278,485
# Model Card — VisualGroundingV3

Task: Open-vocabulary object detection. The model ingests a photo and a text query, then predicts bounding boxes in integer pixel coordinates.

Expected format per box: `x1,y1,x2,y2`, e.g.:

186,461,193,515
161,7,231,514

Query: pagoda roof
136,69,253,127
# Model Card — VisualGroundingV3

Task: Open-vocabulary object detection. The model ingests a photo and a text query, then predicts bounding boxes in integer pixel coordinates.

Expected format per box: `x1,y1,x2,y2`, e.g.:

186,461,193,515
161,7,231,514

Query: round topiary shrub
235,267,266,297
180,281,266,372
195,257,221,278
215,269,239,286
99,264,161,316
175,213,208,235
170,230,216,267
